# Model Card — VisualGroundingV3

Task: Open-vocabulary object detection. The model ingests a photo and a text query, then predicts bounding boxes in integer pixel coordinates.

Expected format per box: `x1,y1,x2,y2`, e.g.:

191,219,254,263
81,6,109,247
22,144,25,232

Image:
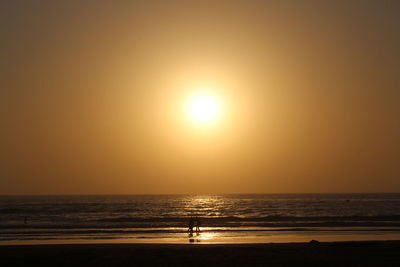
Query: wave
1,215,400,230
92,215,400,222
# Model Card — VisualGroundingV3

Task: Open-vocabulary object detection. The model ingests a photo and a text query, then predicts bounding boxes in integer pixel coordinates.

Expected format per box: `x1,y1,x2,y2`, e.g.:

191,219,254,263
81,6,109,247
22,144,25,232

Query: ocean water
1,194,400,244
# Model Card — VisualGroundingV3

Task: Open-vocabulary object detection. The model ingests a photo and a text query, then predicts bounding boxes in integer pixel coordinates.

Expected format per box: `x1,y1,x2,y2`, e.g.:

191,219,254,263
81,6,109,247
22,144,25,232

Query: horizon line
1,192,400,196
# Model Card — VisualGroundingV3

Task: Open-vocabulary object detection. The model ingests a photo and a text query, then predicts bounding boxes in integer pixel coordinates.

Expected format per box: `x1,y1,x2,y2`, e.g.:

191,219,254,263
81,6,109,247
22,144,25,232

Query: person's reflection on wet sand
189,232,201,243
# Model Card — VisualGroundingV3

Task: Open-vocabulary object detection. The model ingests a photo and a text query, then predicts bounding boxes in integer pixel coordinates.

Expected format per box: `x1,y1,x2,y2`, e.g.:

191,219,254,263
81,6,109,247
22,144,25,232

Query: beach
2,194,400,265
1,241,400,266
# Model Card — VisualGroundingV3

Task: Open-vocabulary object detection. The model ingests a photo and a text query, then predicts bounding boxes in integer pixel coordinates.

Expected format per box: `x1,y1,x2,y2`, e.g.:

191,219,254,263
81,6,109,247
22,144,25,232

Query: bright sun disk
186,92,220,124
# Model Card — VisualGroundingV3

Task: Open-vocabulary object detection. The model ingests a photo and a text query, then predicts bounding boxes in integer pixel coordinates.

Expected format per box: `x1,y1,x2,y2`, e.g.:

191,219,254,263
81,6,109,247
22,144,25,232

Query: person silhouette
195,217,201,233
188,216,194,235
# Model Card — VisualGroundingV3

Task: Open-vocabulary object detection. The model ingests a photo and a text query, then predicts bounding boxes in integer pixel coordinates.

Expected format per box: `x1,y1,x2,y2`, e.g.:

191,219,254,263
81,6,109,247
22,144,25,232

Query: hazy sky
1,0,399,194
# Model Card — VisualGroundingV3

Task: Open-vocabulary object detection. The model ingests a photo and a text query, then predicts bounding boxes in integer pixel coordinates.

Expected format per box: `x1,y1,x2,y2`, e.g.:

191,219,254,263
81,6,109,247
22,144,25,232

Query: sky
1,0,399,194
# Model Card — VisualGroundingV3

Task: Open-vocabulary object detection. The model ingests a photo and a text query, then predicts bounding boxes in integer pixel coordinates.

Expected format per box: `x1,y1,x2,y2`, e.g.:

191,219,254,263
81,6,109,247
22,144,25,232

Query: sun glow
186,92,221,124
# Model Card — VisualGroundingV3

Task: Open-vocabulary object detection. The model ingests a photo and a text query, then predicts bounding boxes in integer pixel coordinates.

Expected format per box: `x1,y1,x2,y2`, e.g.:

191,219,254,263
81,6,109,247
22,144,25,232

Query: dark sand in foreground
1,241,400,266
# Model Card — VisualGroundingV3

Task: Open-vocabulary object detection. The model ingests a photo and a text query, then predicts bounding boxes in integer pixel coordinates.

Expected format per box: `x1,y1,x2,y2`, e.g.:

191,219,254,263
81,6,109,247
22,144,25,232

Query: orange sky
1,1,399,194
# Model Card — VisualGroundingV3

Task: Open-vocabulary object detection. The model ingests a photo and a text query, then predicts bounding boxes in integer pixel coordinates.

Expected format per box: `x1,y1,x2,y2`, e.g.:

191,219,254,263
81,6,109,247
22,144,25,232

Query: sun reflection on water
188,231,218,243
184,195,225,217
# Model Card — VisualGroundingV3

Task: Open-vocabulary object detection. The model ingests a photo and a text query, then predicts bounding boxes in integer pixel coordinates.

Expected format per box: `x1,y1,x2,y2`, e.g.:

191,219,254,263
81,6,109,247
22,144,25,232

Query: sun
186,92,221,124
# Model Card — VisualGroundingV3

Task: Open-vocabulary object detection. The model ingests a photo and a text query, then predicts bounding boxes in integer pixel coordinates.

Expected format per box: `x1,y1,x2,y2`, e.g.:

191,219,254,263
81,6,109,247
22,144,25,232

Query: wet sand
1,241,400,266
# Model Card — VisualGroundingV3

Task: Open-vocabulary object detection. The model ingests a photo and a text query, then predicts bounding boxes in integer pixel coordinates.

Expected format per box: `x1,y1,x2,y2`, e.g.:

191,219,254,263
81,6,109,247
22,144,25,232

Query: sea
1,194,400,244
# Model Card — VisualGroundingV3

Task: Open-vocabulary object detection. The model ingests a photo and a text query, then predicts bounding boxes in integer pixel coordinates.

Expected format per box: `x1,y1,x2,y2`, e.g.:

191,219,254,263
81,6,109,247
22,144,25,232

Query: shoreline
2,226,400,246
1,241,400,266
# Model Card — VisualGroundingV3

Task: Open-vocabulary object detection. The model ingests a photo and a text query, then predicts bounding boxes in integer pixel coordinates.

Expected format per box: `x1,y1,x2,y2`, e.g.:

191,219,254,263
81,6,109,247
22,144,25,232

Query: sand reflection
189,231,218,243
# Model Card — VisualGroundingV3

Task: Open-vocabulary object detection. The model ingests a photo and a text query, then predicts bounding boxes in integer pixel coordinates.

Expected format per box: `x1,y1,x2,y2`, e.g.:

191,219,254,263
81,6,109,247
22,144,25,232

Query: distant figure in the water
24,216,28,225
188,216,194,235
195,217,201,233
